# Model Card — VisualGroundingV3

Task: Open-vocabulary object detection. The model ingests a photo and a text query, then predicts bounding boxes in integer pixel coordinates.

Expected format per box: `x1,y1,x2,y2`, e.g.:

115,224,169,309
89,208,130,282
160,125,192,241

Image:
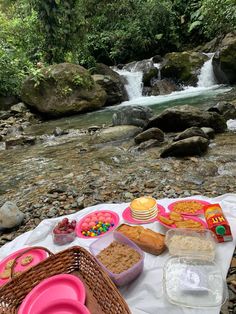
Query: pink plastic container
89,231,144,286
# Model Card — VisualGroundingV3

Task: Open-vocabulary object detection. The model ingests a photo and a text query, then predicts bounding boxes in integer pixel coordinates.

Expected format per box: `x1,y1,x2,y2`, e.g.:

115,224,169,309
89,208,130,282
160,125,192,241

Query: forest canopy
0,0,235,96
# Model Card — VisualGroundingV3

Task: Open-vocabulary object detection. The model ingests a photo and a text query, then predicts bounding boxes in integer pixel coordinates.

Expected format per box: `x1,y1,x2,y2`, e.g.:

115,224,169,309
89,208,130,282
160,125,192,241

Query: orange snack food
175,220,204,230
169,212,183,222
158,215,174,226
172,201,203,214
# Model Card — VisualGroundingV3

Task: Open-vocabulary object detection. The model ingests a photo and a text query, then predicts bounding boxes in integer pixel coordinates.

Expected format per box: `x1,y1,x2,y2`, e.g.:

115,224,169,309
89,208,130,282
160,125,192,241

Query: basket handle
10,246,54,279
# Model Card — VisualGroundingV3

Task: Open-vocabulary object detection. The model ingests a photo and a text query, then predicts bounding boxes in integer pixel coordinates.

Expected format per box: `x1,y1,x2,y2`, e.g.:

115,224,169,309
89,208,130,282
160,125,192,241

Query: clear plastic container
163,256,228,308
163,228,228,308
52,229,76,245
165,229,217,261
89,231,144,286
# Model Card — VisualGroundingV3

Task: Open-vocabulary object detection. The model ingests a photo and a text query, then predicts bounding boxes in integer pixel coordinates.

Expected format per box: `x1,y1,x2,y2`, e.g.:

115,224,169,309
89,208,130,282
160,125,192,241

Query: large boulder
160,136,209,158
112,105,153,128
146,105,227,133
92,63,128,105
21,63,107,117
123,59,158,87
161,51,208,86
212,32,236,84
0,201,25,229
208,101,236,121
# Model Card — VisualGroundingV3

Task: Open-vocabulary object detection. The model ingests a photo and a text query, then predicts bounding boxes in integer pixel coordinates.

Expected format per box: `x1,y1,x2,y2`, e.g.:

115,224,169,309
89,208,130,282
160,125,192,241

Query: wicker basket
0,246,131,314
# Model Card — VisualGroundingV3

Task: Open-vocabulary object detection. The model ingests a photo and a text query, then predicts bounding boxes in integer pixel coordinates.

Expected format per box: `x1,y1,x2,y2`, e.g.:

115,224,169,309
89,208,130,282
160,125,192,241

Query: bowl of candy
52,218,77,245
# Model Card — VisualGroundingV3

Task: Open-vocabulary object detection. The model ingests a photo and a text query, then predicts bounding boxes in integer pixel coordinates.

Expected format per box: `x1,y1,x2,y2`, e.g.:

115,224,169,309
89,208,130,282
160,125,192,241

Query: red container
204,203,233,243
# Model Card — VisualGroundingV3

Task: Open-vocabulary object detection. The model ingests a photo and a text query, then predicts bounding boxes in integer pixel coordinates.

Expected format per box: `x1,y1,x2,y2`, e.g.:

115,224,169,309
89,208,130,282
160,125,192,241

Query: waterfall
197,53,217,87
153,63,161,80
115,68,143,100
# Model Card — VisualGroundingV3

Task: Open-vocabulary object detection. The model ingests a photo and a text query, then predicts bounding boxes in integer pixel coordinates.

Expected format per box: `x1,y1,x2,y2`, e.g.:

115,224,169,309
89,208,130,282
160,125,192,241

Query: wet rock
0,111,11,120
88,125,101,132
201,127,215,139
136,139,163,151
146,105,227,133
135,127,164,144
53,127,69,137
112,105,153,128
213,32,236,84
92,63,128,105
123,59,158,86
96,125,142,143
5,135,36,149
174,127,208,141
161,51,208,86
10,102,27,113
160,136,209,158
0,201,25,229
208,101,236,121
148,79,180,96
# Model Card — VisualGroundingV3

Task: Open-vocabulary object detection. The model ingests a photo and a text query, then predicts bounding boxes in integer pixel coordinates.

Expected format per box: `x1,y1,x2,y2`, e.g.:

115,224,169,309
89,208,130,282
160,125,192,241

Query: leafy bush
189,0,236,39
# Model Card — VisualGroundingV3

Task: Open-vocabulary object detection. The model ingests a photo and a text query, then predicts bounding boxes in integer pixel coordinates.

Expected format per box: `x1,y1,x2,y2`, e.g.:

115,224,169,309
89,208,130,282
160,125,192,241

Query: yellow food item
20,255,33,266
5,259,15,270
172,201,203,214
158,215,174,226
0,269,11,279
169,212,183,222
130,197,156,211
175,219,203,229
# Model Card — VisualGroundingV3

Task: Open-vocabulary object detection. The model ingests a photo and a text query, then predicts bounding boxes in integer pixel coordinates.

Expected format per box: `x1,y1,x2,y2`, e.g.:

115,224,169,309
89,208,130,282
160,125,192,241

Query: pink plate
0,247,48,287
37,299,90,314
168,199,211,215
122,204,166,224
157,212,207,229
76,210,120,238
18,274,86,314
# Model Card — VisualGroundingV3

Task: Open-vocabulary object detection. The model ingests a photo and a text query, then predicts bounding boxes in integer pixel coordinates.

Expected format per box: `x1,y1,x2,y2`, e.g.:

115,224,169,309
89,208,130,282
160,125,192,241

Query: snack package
204,204,233,243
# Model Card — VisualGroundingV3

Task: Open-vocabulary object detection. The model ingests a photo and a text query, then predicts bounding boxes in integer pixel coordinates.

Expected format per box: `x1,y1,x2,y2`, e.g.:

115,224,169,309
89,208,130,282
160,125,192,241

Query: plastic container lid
165,228,217,261
89,231,144,286
163,256,228,308
163,228,227,308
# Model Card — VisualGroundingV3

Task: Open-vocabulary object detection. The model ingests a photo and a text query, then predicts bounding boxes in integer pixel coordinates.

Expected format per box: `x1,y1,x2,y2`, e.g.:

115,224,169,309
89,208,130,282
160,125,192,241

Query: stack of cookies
130,197,157,221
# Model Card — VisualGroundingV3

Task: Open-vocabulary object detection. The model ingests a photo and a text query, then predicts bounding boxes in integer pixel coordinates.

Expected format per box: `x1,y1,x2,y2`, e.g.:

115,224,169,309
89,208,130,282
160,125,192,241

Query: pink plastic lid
18,274,86,314
37,299,90,314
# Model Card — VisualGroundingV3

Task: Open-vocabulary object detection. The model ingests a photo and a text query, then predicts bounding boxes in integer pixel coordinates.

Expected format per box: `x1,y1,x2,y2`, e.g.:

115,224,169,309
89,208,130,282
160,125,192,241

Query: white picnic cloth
1,193,236,314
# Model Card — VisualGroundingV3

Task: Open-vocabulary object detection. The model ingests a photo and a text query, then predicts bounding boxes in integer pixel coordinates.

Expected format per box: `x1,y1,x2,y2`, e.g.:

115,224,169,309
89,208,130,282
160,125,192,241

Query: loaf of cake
116,224,166,255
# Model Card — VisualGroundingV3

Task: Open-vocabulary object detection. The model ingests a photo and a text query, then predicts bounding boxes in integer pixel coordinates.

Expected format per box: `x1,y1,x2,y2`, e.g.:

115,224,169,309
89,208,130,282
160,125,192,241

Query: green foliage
31,0,85,63
196,0,236,38
81,0,178,64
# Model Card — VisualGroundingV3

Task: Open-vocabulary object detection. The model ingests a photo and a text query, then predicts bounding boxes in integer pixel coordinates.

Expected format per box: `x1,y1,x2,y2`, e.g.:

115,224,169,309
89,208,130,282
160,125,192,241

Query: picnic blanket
1,193,236,314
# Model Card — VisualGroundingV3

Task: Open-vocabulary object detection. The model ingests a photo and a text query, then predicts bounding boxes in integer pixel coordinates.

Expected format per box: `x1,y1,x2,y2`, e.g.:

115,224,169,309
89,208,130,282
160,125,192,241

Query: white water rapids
114,55,231,108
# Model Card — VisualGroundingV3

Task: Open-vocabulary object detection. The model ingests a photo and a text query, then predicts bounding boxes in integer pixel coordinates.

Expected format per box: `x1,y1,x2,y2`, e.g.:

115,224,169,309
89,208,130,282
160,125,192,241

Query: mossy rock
161,51,208,86
212,32,236,84
21,63,107,117
92,63,128,105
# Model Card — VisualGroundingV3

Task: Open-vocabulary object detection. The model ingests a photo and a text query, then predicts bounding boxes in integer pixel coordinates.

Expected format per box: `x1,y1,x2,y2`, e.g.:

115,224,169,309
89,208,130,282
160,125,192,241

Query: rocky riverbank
0,81,236,314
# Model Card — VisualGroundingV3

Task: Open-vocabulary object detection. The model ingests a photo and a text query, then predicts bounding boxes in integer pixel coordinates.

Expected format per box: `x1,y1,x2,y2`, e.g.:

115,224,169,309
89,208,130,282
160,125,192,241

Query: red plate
157,212,207,229
18,274,86,314
0,247,48,287
76,210,120,238
168,199,211,215
36,299,90,314
122,204,165,224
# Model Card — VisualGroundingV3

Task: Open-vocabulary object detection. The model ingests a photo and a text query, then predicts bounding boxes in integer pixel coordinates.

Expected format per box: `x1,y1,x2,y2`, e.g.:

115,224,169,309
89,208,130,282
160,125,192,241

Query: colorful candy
80,212,115,237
